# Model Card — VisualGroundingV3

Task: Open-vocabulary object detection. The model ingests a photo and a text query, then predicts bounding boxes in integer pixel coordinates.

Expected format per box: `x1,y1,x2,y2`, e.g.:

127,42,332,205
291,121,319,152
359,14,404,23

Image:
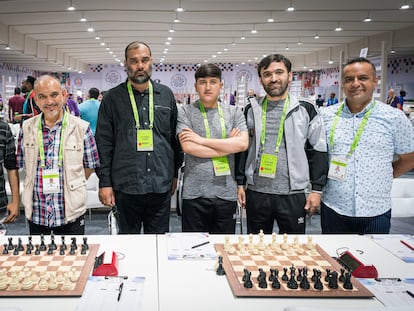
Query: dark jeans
245,189,306,234
115,191,171,234
28,215,85,235
182,197,237,234
320,201,391,234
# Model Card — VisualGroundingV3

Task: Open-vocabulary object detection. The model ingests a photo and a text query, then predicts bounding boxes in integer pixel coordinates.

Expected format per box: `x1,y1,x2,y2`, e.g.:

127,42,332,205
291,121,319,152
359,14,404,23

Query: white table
156,234,414,311
0,235,159,311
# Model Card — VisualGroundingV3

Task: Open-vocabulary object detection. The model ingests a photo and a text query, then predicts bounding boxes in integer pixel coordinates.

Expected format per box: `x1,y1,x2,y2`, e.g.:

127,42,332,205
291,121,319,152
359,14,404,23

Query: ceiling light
167,37,173,41
400,1,411,9
100,42,105,46
80,12,86,22
297,40,302,45
328,60,334,64
109,51,114,54
176,0,184,12
87,27,94,32
174,12,180,23
67,0,75,11
223,47,228,51
314,33,320,39
95,35,100,40
267,13,274,22
251,28,257,34
240,34,245,40
335,23,343,31
4,45,11,50
169,25,175,33
287,0,295,12
285,45,289,50
363,12,372,22
390,49,396,54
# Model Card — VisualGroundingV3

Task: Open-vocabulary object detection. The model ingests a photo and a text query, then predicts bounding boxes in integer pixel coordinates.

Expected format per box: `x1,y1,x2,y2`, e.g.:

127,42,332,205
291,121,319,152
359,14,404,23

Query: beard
263,80,289,98
127,65,152,84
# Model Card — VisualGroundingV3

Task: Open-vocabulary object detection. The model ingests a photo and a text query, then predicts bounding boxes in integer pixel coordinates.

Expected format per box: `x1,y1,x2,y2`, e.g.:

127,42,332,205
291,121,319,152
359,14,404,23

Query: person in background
0,120,20,224
327,92,338,106
15,75,41,123
320,57,414,234
8,87,25,124
16,75,99,235
177,64,248,234
399,90,406,106
386,89,402,110
79,87,100,135
95,41,183,234
65,93,80,117
315,94,325,108
237,54,328,234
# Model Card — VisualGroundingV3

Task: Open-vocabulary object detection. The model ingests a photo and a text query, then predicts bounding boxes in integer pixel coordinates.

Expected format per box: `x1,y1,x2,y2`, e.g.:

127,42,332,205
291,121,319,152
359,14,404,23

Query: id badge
42,169,60,194
328,156,347,182
137,129,154,151
258,153,277,178
212,156,231,176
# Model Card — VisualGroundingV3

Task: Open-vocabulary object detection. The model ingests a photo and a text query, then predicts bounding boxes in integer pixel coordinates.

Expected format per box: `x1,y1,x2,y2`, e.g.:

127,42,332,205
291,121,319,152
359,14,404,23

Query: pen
117,282,123,301
407,290,414,299
191,241,210,249
400,240,414,251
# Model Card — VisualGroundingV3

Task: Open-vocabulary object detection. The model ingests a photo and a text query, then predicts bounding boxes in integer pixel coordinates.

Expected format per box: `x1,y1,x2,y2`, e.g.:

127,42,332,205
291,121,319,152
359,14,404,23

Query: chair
86,173,107,222
391,178,414,217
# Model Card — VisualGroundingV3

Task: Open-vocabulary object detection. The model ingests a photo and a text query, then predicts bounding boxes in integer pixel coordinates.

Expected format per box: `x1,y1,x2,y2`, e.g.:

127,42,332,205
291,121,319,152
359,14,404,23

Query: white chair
391,178,414,217
86,172,107,222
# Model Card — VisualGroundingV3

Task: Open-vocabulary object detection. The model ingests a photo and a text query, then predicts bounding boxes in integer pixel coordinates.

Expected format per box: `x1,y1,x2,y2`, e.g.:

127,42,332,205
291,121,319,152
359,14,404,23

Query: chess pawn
48,274,58,290
292,236,299,249
70,268,79,282
237,236,245,251
38,276,48,290
257,229,266,251
9,275,20,290
306,236,314,250
263,245,272,256
224,236,231,251
247,234,255,251
56,271,64,283
62,272,72,290
281,234,289,250
21,272,33,290
287,244,295,255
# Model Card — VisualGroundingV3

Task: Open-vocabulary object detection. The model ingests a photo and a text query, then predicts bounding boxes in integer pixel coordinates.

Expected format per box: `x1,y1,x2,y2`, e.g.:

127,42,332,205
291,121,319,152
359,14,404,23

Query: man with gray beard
236,54,328,234
95,41,183,234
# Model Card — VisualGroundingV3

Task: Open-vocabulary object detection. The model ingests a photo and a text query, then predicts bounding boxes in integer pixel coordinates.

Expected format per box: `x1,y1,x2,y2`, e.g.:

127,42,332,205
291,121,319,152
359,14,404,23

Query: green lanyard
260,95,290,153
329,100,376,157
127,80,154,129
38,111,68,168
199,102,226,139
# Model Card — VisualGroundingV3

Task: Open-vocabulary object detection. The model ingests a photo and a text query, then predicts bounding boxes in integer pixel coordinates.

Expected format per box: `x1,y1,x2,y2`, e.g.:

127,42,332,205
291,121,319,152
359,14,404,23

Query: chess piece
257,229,266,251
21,272,34,290
2,243,8,255
7,237,14,250
48,274,58,290
247,234,255,251
237,236,245,251
62,272,72,290
13,246,19,255
9,274,20,290
282,267,289,281
70,268,79,282
81,244,87,255
339,268,346,283
49,235,57,251
243,269,253,288
325,269,331,282
343,272,353,290
59,245,65,255
314,275,324,290
61,236,67,250
281,233,289,250
306,236,314,250
34,245,41,255
39,234,46,251
17,238,24,251
83,237,89,250
300,275,310,289
69,244,76,255
28,236,34,251
328,271,339,289
216,256,225,276
71,237,78,250
223,236,231,251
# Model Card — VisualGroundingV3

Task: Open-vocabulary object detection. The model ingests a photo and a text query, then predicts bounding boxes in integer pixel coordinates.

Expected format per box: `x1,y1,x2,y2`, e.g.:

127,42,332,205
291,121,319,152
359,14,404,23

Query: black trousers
245,189,306,234
182,197,237,234
320,201,391,234
115,191,171,234
28,215,85,235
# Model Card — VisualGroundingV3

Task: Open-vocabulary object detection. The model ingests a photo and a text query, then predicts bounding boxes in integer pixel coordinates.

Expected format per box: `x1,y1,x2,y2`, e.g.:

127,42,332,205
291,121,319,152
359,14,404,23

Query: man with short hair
15,75,41,123
95,41,183,234
320,57,414,234
8,87,25,124
177,64,248,233
79,87,100,135
237,54,328,234
17,75,99,235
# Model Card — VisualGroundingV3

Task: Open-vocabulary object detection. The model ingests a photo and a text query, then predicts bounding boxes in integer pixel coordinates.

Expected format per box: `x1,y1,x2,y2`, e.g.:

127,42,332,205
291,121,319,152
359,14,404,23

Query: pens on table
406,290,414,299
117,282,123,302
191,241,210,249
400,240,414,251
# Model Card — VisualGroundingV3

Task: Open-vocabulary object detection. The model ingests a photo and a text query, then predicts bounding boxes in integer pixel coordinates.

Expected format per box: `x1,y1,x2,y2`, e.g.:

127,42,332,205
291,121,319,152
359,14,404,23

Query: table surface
2,234,414,311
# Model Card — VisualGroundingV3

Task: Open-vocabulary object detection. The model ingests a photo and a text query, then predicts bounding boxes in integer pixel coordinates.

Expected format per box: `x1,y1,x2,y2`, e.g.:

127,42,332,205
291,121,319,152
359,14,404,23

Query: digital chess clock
337,251,378,278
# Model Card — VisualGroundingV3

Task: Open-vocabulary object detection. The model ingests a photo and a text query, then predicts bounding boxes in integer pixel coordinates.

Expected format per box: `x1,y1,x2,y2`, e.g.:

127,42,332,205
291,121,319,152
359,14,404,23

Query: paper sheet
165,232,217,260
76,276,145,311
359,278,414,306
371,235,414,263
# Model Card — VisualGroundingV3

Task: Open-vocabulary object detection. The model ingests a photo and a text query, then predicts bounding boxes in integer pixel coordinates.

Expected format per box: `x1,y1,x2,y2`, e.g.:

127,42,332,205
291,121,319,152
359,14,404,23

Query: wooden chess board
0,238,99,297
214,237,373,298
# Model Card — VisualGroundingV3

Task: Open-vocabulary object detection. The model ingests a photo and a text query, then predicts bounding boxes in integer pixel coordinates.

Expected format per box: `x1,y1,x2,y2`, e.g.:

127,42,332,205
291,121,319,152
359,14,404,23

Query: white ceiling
0,0,414,72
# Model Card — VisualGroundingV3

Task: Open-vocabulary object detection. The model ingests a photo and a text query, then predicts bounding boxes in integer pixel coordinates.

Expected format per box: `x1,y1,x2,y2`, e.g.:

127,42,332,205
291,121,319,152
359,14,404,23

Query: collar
343,99,375,117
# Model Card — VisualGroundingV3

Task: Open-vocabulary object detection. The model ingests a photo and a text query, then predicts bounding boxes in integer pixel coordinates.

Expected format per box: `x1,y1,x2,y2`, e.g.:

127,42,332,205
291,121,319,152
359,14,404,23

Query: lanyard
127,80,154,129
260,95,290,153
199,102,226,139
38,110,68,168
329,100,376,158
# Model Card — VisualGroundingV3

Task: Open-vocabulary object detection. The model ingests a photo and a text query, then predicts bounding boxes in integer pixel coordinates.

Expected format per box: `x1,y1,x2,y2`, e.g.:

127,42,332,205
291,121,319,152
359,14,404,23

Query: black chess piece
258,270,268,289
59,245,65,255
269,268,276,282
27,236,34,252
243,269,253,288
49,235,57,251
71,237,78,250
271,270,281,289
296,268,303,282
83,237,89,250
25,246,32,255
47,246,54,255
13,246,19,255
17,238,24,251
216,256,225,276
300,275,310,290
7,237,14,250
325,269,331,282
282,267,289,281
39,234,46,251
61,236,67,250
328,271,339,289
343,272,353,290
81,244,87,255
69,244,76,255
2,243,8,254
314,275,324,290
257,268,266,281
34,245,41,255
287,274,298,289
339,268,346,283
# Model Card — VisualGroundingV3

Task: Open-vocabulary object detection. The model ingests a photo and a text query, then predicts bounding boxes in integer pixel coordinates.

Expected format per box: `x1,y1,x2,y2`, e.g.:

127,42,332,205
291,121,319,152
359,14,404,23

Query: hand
229,128,241,138
237,186,246,208
3,202,19,224
304,192,321,217
179,128,204,145
99,187,116,207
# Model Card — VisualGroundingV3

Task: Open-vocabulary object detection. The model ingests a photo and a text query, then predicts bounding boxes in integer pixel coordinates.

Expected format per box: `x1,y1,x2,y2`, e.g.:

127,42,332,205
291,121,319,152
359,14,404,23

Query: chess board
0,237,99,297
214,237,373,298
